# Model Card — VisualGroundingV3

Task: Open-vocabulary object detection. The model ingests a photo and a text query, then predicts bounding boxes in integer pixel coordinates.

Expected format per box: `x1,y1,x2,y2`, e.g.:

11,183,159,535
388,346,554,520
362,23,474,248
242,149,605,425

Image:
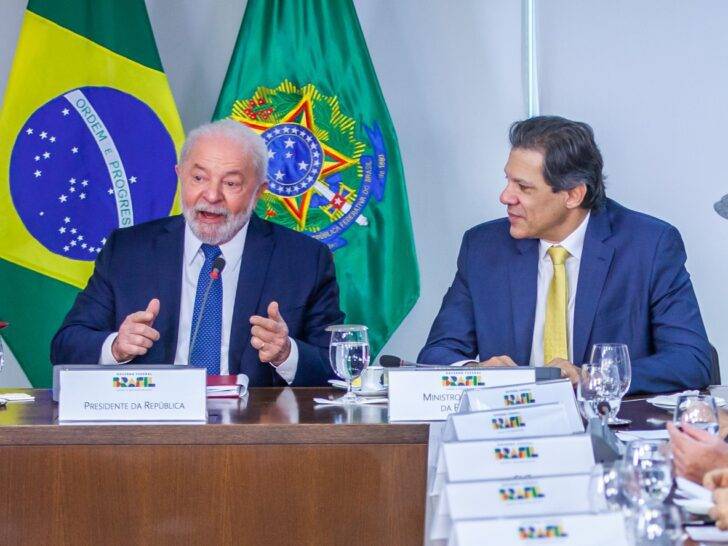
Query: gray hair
179,119,268,184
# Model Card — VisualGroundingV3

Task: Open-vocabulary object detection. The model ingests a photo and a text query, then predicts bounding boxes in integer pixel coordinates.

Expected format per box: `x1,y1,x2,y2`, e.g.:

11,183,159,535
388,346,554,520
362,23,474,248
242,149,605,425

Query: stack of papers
674,476,714,516
206,374,249,398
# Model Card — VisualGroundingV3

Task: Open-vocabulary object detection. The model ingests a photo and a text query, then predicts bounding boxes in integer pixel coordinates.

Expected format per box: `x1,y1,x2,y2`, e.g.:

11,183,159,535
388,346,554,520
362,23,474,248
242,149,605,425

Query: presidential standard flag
214,0,420,357
0,0,184,386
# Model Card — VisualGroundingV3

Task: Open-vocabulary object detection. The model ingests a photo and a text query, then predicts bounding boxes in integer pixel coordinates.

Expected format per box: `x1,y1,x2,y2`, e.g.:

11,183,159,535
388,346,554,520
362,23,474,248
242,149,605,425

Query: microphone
188,256,226,367
379,354,415,368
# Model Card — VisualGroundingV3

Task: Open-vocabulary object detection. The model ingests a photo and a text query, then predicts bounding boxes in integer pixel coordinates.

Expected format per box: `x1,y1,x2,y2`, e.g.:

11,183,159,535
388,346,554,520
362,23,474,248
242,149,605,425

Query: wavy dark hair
509,116,606,209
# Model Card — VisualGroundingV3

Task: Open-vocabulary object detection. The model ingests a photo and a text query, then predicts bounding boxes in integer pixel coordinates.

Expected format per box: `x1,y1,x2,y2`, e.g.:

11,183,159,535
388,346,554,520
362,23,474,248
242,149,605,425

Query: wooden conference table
0,388,674,545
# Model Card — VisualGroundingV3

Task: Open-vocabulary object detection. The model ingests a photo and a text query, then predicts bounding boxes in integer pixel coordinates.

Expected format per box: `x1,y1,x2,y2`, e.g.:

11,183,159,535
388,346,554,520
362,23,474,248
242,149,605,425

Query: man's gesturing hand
111,298,160,362
250,301,291,366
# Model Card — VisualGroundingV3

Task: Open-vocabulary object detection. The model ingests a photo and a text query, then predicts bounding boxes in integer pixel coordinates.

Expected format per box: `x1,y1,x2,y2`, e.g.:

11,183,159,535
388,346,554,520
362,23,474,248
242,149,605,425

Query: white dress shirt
529,212,590,366
100,221,298,383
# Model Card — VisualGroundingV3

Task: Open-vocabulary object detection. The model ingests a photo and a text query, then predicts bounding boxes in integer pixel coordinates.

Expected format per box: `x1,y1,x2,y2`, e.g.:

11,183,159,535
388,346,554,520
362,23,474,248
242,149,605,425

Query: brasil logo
504,391,536,406
441,375,485,388
491,414,526,430
518,524,568,540
112,375,156,388
499,485,545,502
494,444,539,460
229,80,387,251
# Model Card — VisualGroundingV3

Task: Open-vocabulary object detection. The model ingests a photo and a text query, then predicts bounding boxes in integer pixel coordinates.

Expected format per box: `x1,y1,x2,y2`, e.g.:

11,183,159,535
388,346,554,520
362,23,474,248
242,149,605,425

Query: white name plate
448,512,629,546
388,367,536,421
458,379,583,433
59,368,206,422
431,434,594,495
430,473,592,541
434,403,575,478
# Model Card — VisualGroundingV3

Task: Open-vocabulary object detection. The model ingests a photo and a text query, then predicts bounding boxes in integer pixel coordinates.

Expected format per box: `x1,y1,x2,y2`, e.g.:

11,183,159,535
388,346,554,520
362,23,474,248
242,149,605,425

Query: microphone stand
587,399,622,463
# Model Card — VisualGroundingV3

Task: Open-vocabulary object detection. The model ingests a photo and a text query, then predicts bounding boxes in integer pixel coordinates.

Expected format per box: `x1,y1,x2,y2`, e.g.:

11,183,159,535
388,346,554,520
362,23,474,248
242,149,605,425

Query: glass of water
589,461,629,513
629,504,684,545
577,364,621,424
326,324,370,404
590,343,631,425
624,440,673,505
673,394,719,435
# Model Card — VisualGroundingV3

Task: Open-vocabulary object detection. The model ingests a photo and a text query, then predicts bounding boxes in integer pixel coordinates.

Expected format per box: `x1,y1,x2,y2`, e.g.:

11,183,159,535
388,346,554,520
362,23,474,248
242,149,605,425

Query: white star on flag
268,150,276,159
62,108,69,116
274,170,285,181
101,238,107,245
81,243,87,249
129,176,137,183
71,228,77,234
298,161,308,171
34,170,41,177
78,235,84,241
69,187,76,193
81,180,88,187
63,246,69,252
284,138,295,148
59,227,66,234
79,193,86,200
59,194,67,203
64,217,70,223
34,156,40,162
107,188,114,195
70,240,77,247
70,178,76,184
40,131,47,139
71,147,78,154
26,128,33,135
49,136,56,143
43,151,50,159
285,152,293,159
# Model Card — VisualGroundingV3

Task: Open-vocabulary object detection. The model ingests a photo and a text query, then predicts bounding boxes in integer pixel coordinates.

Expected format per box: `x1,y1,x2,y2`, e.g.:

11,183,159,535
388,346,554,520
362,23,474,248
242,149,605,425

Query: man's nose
203,181,223,202
500,184,517,206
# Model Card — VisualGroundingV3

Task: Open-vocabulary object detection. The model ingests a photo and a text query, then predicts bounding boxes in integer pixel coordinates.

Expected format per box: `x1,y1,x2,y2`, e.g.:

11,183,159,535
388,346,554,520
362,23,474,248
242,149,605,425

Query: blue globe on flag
9,86,178,261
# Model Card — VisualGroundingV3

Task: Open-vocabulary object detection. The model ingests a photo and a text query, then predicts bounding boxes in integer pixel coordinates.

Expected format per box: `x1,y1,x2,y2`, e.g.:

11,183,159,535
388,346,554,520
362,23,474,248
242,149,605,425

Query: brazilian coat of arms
230,80,387,251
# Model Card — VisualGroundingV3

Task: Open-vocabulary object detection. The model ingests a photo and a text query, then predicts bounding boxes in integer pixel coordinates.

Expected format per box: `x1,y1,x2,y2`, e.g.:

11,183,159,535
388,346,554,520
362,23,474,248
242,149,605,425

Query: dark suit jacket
418,199,711,394
51,214,344,386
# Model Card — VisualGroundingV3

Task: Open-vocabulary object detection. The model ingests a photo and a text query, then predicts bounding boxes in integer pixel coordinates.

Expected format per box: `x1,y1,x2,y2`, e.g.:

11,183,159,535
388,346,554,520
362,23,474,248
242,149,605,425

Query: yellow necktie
543,245,571,364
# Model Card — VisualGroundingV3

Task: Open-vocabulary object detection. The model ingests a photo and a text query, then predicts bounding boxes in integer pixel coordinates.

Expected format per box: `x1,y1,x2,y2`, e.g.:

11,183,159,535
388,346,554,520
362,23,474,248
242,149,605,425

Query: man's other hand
111,298,160,362
465,355,518,368
545,358,580,385
250,301,291,365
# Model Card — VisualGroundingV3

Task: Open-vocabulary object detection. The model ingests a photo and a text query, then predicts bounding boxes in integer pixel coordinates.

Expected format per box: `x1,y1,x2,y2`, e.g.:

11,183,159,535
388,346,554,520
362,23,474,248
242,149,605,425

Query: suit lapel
573,206,614,364
154,216,185,363
228,215,275,374
508,238,539,365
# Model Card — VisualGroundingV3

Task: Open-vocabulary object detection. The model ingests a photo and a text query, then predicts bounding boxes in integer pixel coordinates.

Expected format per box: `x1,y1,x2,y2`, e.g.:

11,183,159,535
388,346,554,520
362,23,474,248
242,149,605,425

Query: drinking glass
623,440,673,505
629,504,684,545
590,343,631,425
577,364,622,424
673,394,719,435
589,461,629,513
326,325,370,404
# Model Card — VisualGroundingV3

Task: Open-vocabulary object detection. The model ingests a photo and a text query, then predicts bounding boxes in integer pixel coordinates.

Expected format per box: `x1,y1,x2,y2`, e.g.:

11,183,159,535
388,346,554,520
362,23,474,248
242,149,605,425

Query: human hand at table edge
464,355,517,368
249,301,291,366
668,422,728,485
111,298,160,362
709,490,728,530
544,358,580,386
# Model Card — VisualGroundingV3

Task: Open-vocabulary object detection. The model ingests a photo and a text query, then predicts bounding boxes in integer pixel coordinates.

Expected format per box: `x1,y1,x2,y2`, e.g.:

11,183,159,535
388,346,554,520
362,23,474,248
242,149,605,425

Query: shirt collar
184,219,249,270
538,211,591,261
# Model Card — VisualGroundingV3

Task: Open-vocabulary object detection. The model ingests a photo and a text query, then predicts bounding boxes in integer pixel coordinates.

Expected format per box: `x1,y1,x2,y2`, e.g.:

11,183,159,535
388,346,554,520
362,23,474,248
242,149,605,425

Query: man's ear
256,181,268,200
174,164,180,177
565,183,587,209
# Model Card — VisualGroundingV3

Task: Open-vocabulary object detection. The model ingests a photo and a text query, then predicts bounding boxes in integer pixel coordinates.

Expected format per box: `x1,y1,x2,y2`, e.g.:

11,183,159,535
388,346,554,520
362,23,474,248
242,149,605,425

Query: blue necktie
189,244,222,375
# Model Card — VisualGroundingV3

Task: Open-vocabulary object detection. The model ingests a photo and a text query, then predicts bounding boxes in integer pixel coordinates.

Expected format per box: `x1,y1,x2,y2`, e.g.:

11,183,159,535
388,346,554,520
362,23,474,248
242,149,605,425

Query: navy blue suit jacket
51,214,344,386
418,199,711,394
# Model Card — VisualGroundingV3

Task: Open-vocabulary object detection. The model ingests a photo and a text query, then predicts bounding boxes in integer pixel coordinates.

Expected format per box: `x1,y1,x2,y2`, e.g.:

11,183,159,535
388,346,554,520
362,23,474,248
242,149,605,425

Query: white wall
1,1,727,384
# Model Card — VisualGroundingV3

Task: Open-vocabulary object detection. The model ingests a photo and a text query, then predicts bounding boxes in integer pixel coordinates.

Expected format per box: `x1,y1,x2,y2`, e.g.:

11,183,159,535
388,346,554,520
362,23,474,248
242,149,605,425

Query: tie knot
201,244,221,262
547,245,570,266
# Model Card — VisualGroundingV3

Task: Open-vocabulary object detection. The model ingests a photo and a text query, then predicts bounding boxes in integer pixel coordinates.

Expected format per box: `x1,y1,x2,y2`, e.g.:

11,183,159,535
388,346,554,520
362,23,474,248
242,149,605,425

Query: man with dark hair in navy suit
419,116,711,394
51,119,344,386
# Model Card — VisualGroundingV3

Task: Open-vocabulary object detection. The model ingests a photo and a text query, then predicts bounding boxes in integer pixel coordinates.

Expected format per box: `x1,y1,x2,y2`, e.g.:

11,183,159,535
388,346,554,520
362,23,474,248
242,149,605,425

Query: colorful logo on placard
494,445,539,460
518,524,568,539
491,414,526,430
112,375,156,388
441,375,484,388
499,485,545,501
504,391,536,406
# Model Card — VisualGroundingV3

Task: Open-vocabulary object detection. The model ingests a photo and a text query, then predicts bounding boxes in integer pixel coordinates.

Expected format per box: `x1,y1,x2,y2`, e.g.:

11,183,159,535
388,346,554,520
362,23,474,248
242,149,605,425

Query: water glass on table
629,504,684,545
623,440,673,506
589,343,632,425
577,363,622,424
326,324,370,405
673,394,719,435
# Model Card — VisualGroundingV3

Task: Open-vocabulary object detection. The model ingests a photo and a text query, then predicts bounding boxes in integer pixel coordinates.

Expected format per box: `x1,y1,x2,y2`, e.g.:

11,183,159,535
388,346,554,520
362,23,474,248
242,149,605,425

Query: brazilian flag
214,0,420,359
0,0,184,386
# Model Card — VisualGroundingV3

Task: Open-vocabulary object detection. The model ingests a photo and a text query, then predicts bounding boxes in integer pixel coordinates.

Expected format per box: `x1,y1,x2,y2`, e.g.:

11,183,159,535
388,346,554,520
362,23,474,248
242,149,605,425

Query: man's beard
182,200,254,245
